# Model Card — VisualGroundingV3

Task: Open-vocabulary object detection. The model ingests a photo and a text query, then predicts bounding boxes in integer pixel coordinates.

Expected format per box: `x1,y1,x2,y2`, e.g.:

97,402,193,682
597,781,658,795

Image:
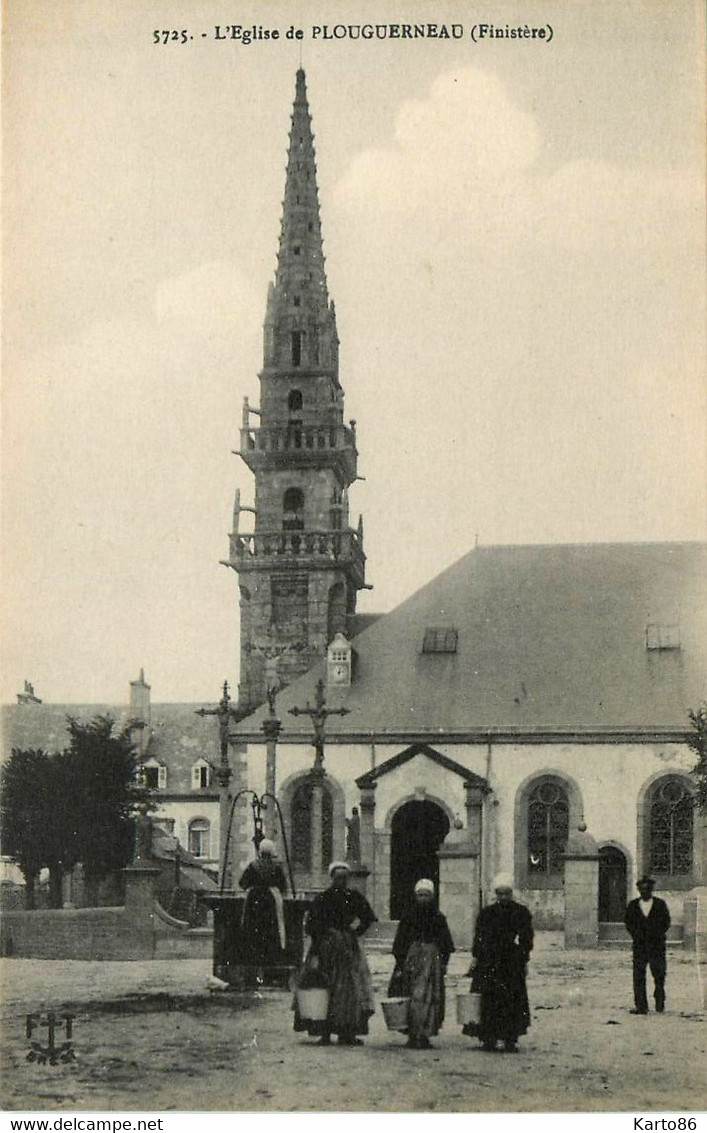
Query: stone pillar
359,785,376,902
123,861,160,959
464,782,484,852
262,716,281,838
438,847,480,949
214,760,233,891
563,822,600,949
310,769,326,888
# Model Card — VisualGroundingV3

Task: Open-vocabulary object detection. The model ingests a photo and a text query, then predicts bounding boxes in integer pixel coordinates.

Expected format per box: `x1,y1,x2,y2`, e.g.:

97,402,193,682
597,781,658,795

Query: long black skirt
465,950,530,1043
294,928,375,1037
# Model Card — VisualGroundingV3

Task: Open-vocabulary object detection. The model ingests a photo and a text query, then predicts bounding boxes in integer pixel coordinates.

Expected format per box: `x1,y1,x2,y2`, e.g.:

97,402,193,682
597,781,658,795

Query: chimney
17,680,42,706
129,668,151,724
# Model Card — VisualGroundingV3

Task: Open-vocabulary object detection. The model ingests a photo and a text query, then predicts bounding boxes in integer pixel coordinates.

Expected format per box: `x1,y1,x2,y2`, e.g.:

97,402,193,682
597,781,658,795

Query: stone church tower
226,70,366,715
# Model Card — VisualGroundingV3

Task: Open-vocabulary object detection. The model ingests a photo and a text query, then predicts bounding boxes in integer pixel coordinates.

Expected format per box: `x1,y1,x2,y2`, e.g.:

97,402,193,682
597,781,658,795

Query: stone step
598,921,684,948
365,920,398,952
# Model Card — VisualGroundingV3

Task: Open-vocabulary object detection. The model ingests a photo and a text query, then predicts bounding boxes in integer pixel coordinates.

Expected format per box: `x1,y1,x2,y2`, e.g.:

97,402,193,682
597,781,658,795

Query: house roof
236,541,707,741
1,701,236,792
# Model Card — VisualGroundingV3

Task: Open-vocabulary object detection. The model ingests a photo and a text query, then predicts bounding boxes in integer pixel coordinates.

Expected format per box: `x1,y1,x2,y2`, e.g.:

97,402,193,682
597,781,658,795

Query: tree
64,715,153,902
0,748,65,908
1,716,153,908
688,703,707,813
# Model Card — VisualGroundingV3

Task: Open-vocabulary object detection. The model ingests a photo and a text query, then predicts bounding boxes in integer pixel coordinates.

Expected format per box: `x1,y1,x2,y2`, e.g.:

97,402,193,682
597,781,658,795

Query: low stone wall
0,865,213,962
0,906,150,960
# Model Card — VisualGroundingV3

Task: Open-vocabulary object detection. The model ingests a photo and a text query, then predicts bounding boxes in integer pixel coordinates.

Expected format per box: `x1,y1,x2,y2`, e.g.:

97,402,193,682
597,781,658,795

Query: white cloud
334,67,703,254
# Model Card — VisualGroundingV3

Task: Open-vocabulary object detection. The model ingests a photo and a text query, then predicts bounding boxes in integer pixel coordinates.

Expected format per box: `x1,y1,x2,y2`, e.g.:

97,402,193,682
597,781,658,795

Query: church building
228,71,707,946
3,72,705,949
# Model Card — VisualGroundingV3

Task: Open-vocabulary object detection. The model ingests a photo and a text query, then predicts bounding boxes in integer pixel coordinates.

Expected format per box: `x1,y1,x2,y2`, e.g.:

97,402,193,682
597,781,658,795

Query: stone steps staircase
598,921,684,948
365,920,398,953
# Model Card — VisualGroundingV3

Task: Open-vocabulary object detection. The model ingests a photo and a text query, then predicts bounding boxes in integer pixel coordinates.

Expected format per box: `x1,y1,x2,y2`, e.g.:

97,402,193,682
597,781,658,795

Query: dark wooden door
390,800,449,919
598,845,628,922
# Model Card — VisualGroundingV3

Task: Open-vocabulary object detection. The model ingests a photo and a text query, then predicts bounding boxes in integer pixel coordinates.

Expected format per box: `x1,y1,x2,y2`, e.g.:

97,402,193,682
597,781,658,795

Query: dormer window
646,623,681,651
327,632,352,687
191,759,211,790
422,628,458,654
141,758,167,790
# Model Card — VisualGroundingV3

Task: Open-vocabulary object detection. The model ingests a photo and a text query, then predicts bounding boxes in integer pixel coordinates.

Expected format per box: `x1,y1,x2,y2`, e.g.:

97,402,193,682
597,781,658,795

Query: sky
2,0,705,705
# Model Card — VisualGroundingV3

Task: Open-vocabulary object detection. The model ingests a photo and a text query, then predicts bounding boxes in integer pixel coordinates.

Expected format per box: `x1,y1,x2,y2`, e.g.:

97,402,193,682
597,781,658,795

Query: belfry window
291,332,302,367
288,390,303,413
283,487,304,531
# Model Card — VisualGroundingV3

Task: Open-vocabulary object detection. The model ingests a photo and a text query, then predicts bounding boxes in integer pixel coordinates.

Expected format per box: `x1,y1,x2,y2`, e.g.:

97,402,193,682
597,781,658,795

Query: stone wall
0,867,213,962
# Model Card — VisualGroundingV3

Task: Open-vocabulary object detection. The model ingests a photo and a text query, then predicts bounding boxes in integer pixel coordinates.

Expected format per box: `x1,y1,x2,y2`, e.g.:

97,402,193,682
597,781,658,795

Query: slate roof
236,541,707,740
1,701,234,794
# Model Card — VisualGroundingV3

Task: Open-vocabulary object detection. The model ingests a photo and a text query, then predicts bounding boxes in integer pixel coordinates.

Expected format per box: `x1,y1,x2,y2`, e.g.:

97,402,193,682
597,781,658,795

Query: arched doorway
390,800,450,919
598,845,628,922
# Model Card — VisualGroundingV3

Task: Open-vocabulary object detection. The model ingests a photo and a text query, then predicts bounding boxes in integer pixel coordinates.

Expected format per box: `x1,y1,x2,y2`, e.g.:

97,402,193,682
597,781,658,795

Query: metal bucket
456,992,481,1025
381,997,410,1031
296,987,329,1021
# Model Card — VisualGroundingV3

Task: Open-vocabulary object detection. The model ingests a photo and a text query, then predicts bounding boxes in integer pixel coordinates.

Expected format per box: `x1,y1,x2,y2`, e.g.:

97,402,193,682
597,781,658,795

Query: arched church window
288,390,303,413
649,777,693,876
527,779,570,877
291,331,302,367
282,488,304,531
291,779,333,870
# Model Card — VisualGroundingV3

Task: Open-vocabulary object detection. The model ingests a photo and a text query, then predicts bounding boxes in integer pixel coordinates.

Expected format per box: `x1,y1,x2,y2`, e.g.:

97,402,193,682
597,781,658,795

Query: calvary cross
289,678,350,772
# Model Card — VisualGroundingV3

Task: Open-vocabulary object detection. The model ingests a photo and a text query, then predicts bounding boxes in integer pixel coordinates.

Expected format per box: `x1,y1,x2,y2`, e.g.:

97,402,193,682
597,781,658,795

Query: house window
188,819,210,859
649,777,693,876
291,779,333,871
646,624,681,650
527,779,570,877
191,761,211,790
422,628,458,654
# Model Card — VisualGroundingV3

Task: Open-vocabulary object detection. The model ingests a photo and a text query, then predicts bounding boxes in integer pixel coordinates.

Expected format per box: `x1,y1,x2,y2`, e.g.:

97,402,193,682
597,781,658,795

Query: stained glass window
649,778,693,875
527,779,570,875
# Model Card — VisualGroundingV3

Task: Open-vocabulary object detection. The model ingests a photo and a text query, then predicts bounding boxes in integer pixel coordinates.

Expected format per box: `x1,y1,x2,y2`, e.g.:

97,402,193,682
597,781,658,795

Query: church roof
236,541,707,741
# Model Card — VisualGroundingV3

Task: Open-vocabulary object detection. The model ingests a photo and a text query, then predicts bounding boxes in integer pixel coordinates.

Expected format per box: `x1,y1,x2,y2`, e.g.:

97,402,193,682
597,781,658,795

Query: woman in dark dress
239,839,288,974
391,878,455,1049
294,861,377,1046
465,872,534,1053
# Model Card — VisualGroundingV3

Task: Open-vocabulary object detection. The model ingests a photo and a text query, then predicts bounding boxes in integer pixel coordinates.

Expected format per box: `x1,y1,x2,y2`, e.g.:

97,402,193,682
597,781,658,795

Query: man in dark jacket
624,876,671,1014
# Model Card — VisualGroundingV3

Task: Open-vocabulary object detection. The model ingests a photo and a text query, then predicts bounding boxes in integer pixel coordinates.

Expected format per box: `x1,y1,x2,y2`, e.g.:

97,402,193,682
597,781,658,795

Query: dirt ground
1,936,704,1113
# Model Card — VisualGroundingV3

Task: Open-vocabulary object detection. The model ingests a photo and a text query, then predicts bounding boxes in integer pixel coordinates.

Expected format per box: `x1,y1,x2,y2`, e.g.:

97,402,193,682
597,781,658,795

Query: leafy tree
64,715,153,902
1,716,153,908
0,752,55,910
688,703,707,813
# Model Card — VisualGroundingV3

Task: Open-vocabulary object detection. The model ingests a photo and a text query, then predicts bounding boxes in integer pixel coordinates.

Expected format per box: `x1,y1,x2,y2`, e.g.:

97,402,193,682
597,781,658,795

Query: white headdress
492,872,514,892
258,838,276,857
328,861,351,878
414,878,435,895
